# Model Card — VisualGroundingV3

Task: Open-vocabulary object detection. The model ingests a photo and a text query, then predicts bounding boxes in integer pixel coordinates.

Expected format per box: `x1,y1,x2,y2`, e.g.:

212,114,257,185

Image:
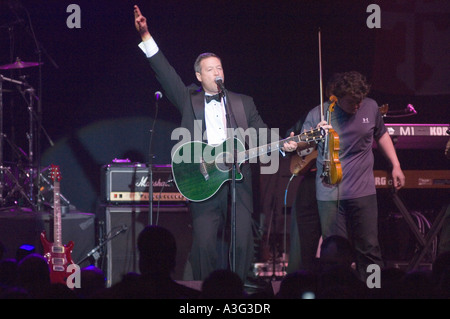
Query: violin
322,96,342,185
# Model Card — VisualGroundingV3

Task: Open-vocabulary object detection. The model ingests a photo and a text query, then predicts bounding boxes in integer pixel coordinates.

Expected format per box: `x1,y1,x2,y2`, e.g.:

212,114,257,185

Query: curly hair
328,71,371,102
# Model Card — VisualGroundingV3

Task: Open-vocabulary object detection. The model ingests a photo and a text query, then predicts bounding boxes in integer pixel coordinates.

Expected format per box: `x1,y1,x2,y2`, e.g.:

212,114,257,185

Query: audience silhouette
16,253,51,298
0,258,18,288
94,225,200,299
315,235,366,299
276,270,317,299
200,269,246,299
76,265,106,299
1,226,449,299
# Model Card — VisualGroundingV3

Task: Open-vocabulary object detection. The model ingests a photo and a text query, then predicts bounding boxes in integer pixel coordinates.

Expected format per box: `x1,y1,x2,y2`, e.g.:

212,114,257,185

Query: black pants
318,194,384,281
188,164,255,282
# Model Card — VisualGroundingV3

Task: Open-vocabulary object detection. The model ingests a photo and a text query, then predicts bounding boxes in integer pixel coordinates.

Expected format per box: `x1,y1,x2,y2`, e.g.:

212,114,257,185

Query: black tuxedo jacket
147,50,268,148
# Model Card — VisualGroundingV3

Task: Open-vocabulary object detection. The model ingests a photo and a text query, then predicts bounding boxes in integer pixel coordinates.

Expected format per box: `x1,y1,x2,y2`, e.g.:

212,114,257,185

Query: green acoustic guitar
171,128,325,202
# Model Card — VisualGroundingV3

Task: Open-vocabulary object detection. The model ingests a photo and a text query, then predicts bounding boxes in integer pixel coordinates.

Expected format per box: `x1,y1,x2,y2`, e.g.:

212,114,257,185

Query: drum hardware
2,0,58,210
0,57,42,70
0,74,33,206
0,165,35,208
0,131,35,208
0,72,54,210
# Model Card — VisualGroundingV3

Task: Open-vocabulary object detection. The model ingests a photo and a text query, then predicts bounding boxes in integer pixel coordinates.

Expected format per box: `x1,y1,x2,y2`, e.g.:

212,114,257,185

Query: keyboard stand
390,190,448,272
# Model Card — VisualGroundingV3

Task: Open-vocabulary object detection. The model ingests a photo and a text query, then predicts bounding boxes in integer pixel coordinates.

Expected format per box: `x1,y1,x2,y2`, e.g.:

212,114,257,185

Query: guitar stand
390,190,448,272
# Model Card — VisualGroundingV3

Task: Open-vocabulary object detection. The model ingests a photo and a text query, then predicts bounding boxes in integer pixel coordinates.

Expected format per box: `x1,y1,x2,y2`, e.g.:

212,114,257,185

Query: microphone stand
77,224,128,268
147,92,161,225
16,3,59,211
221,86,238,273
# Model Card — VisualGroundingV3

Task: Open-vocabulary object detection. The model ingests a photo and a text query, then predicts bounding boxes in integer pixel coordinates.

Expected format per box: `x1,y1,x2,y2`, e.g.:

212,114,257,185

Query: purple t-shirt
302,97,387,201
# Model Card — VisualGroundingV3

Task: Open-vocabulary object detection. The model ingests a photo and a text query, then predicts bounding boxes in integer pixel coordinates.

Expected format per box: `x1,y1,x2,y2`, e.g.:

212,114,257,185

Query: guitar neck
53,181,62,246
239,129,323,162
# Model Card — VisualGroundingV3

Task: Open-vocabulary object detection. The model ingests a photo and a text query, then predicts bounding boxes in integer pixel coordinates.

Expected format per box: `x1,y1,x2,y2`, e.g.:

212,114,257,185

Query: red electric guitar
40,164,75,285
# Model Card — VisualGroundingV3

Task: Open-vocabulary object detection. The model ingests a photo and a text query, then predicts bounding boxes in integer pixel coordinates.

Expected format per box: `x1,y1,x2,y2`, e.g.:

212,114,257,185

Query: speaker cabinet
0,209,95,264
102,204,191,287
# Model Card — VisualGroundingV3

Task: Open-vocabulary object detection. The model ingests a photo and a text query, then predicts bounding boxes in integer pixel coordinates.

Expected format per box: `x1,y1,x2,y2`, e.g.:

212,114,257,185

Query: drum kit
0,57,67,211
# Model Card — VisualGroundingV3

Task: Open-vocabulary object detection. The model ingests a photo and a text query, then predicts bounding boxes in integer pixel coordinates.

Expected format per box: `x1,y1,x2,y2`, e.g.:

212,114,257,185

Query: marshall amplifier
101,162,187,203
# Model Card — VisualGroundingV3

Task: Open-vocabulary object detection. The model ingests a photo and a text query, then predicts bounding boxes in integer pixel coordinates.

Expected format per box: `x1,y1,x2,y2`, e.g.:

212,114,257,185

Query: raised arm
134,5,151,42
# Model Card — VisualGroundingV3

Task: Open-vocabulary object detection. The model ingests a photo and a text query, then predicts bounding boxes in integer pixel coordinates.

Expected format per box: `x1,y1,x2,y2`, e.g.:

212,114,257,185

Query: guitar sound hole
215,152,234,172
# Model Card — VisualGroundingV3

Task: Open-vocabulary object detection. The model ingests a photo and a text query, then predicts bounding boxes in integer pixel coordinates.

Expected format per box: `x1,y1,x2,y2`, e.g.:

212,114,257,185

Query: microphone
215,76,226,92
385,104,418,118
113,224,128,237
154,91,163,101
406,104,417,114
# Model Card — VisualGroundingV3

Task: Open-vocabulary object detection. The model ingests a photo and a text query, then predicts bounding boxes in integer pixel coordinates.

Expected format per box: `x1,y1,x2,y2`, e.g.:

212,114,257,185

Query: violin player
301,71,405,281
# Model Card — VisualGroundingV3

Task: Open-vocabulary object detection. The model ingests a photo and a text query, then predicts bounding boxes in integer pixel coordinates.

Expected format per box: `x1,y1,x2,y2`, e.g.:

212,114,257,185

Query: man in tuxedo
134,5,297,283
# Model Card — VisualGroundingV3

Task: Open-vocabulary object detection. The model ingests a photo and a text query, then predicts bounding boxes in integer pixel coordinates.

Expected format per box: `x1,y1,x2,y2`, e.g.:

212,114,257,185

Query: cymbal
0,58,42,70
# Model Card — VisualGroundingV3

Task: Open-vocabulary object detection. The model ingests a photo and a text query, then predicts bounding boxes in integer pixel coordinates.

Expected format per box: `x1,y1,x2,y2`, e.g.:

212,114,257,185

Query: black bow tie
205,94,221,103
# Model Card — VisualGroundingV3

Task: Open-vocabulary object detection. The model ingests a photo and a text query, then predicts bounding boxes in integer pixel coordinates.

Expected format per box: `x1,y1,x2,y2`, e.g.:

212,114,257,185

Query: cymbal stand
26,87,37,204
0,75,4,204
1,132,35,208
0,74,34,207
2,165,34,208
16,79,54,211
10,2,58,211
8,77,37,205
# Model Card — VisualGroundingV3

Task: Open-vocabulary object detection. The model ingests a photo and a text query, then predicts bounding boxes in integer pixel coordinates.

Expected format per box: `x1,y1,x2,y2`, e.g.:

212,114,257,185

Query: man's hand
134,5,151,41
282,132,298,152
316,120,332,134
392,166,405,190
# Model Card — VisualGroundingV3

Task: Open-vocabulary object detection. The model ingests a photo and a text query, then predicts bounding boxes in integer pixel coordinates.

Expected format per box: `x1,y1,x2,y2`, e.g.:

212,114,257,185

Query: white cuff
138,37,159,58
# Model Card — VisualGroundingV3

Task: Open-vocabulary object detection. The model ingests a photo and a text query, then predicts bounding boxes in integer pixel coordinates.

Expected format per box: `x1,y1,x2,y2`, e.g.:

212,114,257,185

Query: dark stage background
1,0,449,219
